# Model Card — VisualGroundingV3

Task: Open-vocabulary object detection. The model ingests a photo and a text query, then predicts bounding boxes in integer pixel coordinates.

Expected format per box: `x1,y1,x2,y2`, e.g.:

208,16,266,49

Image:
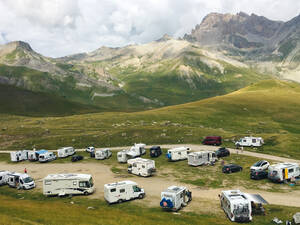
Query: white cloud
0,0,298,57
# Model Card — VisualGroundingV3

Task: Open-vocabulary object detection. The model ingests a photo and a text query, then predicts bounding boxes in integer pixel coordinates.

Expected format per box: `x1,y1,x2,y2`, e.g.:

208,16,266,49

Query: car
86,146,95,153
215,147,230,158
250,170,268,180
222,164,243,173
202,136,222,146
250,160,270,172
150,146,162,157
71,155,83,162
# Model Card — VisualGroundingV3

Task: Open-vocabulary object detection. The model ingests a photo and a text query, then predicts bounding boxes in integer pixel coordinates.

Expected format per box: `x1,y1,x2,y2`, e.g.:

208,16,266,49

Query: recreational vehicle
43,174,94,196
0,171,10,185
104,180,145,204
219,190,268,222
235,137,264,147
38,151,56,163
117,150,129,163
95,149,112,160
127,158,156,177
57,147,75,158
268,163,300,182
160,186,192,211
10,150,29,162
188,151,217,166
126,143,146,158
166,147,190,161
7,172,35,190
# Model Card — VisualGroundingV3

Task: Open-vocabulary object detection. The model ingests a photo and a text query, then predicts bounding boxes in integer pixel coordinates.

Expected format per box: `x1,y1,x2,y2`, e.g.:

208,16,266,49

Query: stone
294,212,300,224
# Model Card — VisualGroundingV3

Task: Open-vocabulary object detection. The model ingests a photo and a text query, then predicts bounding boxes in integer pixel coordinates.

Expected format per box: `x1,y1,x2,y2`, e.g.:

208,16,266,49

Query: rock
161,133,166,137
87,206,95,210
72,139,76,142
294,212,300,224
121,132,126,137
2,127,7,131
70,201,74,204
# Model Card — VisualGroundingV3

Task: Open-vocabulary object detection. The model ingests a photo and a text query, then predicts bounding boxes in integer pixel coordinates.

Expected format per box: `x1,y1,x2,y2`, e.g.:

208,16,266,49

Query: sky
0,0,299,57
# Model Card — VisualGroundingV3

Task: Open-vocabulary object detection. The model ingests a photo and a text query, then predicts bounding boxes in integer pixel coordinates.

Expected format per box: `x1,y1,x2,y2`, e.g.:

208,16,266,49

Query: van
235,137,264,147
160,186,192,211
7,173,35,190
127,158,156,177
202,136,222,146
38,151,56,163
57,147,75,158
0,171,10,185
268,163,300,182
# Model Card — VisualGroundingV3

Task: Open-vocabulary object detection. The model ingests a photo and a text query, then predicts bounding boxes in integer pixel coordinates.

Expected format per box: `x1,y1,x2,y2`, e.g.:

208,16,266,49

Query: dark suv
250,170,268,180
215,147,230,158
222,164,243,173
150,146,162,157
71,155,83,162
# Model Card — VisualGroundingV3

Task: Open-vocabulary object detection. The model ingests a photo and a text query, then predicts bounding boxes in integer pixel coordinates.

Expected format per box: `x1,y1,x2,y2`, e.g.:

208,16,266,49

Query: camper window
289,168,294,173
243,139,246,142
178,152,181,155
73,181,77,186
45,180,51,185
133,163,137,167
0,176,2,181
142,165,145,168
198,156,202,159
79,181,87,188
252,139,256,143
120,189,125,193
110,188,116,193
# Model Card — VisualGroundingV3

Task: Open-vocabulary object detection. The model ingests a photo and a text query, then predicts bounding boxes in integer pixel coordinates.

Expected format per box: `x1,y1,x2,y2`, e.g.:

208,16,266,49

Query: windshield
23,177,33,183
133,185,141,192
253,161,263,167
89,178,94,187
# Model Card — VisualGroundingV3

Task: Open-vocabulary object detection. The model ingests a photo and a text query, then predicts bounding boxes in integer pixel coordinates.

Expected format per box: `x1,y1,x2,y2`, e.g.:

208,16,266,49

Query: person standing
24,168,27,173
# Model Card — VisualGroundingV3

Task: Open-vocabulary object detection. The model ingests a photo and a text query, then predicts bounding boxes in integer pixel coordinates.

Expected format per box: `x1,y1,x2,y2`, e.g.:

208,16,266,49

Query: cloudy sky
0,0,299,57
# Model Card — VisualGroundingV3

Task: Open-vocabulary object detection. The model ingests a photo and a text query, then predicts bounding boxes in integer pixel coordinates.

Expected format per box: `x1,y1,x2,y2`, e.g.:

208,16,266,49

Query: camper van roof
8,172,30,179
270,162,299,169
127,158,154,164
58,147,73,150
189,151,214,156
168,147,190,152
222,190,249,203
44,174,91,180
163,186,186,194
104,180,137,188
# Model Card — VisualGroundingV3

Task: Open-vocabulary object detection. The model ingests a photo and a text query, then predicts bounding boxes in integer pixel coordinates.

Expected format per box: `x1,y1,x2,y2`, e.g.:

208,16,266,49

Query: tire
138,194,144,199
118,199,123,204
84,191,89,196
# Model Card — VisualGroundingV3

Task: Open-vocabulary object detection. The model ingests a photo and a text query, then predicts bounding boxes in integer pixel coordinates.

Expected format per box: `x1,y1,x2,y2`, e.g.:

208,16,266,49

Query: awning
244,193,268,204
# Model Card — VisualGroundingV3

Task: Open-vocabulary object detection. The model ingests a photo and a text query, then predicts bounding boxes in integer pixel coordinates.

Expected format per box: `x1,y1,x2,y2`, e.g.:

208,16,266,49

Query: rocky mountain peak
156,34,173,42
6,41,33,52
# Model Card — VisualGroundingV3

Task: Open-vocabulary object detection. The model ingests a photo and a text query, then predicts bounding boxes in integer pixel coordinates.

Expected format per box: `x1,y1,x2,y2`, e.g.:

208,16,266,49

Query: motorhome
127,158,156,177
160,186,192,211
166,147,190,161
235,137,264,147
188,151,217,166
268,163,300,182
39,151,56,163
104,180,145,204
7,172,35,190
28,150,45,161
57,147,75,158
95,149,112,160
43,174,94,196
10,150,29,162
0,171,10,185
219,190,268,222
117,150,129,163
126,143,146,158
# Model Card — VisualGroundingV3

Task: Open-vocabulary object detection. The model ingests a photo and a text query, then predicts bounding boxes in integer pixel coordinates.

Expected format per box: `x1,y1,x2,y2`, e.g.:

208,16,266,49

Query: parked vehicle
71,155,83,162
188,151,217,166
127,158,156,177
160,186,192,211
219,190,268,222
57,147,75,158
268,163,300,182
117,150,130,163
250,160,270,172
7,172,35,190
43,174,94,196
215,147,230,158
10,150,29,162
104,180,145,204
95,149,112,160
86,146,95,153
250,170,268,180
28,150,47,161
202,136,222,146
38,151,56,163
0,171,10,185
166,147,190,161
222,164,243,173
126,143,146,158
235,137,264,147
150,146,162,157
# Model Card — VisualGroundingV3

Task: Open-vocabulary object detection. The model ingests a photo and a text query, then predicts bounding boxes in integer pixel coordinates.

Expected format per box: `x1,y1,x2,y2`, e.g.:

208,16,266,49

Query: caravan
57,147,75,158
0,171,10,185
188,151,217,166
126,143,146,158
166,147,190,161
39,151,56,163
117,150,129,163
104,180,145,204
127,158,156,177
95,149,112,160
268,163,300,182
160,186,192,211
235,137,264,147
7,172,35,190
10,150,29,162
43,174,94,196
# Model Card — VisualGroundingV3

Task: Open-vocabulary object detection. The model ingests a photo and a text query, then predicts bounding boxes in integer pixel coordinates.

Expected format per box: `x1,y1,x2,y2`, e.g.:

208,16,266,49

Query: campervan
7,172,35,190
10,150,29,162
127,158,156,177
104,180,145,204
28,150,49,161
43,174,94,196
219,190,268,222
268,163,300,182
57,147,75,158
235,137,264,147
126,143,146,158
0,171,10,185
39,151,56,163
188,151,217,166
160,186,192,211
95,149,112,160
166,147,190,161
117,150,129,163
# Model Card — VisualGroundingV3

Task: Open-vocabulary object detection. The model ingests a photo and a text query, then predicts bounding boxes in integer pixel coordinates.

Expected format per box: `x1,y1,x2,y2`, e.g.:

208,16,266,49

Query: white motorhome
43,174,94,196
10,150,29,162
268,163,300,182
126,143,146,158
188,151,217,166
166,147,190,161
117,150,129,163
95,149,112,160
0,171,10,185
39,151,56,163
235,137,264,147
127,158,156,177
57,147,75,158
7,172,35,190
104,180,145,204
160,186,192,211
219,190,268,222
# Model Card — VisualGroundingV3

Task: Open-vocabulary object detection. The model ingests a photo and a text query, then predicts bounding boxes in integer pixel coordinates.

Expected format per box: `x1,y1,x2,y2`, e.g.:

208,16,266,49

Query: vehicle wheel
84,191,89,196
229,170,232,174
139,194,144,199
240,168,243,171
118,199,123,204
